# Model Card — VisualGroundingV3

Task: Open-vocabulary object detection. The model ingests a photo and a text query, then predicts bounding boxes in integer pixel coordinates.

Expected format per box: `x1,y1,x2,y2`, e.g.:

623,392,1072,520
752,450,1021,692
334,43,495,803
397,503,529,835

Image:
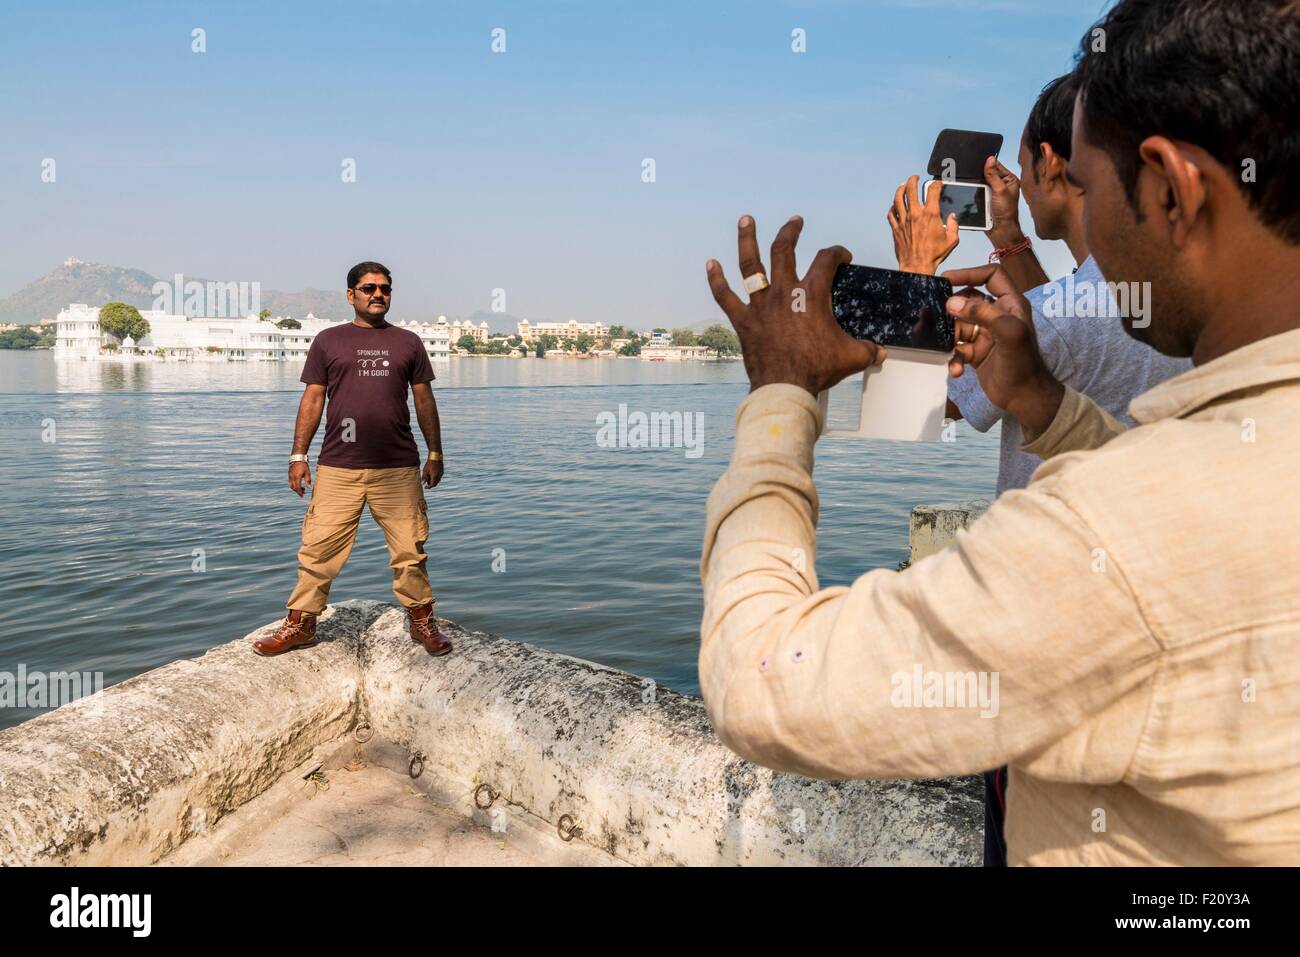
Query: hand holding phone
941,264,1064,433
705,215,884,396
888,174,960,273
831,264,955,352
820,264,955,441
983,155,1026,242
924,129,1004,233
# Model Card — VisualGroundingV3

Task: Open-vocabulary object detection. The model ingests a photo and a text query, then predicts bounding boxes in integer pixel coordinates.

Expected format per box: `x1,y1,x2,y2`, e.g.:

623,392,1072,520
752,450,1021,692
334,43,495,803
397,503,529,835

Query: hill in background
0,261,726,333
0,261,347,325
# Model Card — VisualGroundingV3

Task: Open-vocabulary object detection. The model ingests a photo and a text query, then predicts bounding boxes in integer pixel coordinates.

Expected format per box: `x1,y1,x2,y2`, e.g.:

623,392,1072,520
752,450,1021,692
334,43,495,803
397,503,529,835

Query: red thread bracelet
989,237,1033,264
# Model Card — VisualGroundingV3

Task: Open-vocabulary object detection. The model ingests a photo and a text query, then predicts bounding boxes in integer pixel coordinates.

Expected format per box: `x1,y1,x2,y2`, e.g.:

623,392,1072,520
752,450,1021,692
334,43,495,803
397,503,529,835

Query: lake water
0,350,999,729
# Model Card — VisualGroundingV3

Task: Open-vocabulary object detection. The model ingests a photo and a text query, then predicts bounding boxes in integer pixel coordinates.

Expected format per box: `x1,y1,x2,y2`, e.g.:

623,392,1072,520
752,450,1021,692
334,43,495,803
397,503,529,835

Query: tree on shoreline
99,302,149,343
0,325,53,350
699,324,740,358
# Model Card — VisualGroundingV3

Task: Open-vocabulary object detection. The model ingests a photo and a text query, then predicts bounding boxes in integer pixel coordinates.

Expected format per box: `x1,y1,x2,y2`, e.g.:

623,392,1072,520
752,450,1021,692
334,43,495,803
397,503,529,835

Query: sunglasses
353,283,392,296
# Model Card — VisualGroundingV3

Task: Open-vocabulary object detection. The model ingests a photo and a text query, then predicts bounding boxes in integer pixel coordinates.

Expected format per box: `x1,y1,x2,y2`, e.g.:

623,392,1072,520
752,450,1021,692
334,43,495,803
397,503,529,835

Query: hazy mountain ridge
0,262,723,332
0,262,347,325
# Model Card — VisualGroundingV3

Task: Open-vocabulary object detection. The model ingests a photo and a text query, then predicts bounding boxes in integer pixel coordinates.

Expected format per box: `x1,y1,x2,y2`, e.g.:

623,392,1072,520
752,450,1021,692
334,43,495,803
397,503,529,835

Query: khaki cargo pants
287,464,433,615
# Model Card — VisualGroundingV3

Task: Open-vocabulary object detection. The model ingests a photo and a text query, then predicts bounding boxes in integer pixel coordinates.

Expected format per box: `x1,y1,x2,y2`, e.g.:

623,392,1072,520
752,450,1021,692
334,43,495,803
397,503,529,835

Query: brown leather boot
252,609,319,657
408,602,452,656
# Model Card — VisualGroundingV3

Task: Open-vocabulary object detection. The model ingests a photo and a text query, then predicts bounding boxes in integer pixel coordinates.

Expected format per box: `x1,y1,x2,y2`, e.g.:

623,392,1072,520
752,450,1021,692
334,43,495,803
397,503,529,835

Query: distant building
640,344,712,362
393,319,452,359
54,304,450,362
448,318,490,343
516,319,607,342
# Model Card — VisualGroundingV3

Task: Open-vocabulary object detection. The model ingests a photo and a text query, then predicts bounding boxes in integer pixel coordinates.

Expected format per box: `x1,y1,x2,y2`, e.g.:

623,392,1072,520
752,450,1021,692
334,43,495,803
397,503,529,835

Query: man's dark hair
347,261,392,288
1024,71,1080,166
1075,0,1300,243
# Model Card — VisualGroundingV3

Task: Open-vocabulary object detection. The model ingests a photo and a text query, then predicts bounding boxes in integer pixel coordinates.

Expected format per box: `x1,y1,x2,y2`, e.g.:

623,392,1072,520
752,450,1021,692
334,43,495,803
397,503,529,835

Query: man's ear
1137,136,1206,248
1039,143,1069,192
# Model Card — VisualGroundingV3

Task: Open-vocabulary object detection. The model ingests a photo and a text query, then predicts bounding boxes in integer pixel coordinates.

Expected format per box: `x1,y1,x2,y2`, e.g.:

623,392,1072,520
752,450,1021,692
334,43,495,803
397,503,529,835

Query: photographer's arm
1021,384,1127,458
699,385,1157,780
941,265,1128,457
984,157,1050,294
699,220,1148,781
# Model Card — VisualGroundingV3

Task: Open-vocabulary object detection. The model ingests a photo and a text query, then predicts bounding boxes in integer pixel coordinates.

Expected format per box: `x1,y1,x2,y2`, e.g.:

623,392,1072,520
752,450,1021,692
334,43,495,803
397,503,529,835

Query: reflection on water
0,350,999,729
1,350,751,394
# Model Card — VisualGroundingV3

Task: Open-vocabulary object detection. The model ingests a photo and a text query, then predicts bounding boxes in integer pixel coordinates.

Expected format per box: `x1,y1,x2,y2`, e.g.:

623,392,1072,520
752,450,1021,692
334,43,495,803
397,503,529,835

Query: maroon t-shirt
300,320,435,468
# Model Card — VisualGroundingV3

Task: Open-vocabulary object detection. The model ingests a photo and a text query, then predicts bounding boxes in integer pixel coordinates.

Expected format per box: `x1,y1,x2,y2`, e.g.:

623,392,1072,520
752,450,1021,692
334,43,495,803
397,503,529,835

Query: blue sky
0,0,1112,326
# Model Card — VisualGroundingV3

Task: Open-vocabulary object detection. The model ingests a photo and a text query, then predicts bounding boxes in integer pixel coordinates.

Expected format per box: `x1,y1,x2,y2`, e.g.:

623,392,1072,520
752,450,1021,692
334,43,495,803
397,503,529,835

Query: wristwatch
427,451,443,462
289,454,309,464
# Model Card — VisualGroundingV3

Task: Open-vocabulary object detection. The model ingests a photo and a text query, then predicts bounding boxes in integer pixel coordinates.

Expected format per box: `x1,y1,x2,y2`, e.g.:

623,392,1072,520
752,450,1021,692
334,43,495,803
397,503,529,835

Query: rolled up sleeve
1021,385,1126,458
699,384,1159,781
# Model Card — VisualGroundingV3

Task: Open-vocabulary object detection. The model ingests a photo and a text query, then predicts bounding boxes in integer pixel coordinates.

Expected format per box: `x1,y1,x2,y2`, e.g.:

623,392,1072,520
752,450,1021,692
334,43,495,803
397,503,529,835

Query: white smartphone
925,179,992,231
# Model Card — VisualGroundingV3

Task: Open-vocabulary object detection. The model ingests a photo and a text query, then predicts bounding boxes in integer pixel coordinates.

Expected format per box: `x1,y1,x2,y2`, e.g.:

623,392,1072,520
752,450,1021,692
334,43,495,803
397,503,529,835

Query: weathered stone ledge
0,503,988,866
0,601,981,866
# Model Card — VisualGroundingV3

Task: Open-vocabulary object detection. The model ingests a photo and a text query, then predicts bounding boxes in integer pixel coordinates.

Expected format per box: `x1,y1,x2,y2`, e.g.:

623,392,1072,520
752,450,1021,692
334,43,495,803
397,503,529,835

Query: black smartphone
926,129,1004,182
830,265,955,352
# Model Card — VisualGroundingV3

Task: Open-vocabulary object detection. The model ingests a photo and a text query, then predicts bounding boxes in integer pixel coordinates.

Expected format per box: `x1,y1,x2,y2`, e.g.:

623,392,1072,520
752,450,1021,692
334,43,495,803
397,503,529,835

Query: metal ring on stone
353,722,373,743
474,783,497,809
408,754,424,778
742,272,770,294
557,814,581,843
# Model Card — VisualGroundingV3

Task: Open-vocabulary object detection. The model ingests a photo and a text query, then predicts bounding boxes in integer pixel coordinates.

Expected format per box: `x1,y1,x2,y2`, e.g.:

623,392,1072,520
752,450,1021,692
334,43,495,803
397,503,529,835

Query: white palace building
516,318,607,341
54,304,453,362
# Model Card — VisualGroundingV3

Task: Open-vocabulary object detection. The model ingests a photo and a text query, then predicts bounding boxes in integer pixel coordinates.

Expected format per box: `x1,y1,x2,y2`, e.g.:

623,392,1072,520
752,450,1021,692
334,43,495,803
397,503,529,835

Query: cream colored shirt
700,327,1300,865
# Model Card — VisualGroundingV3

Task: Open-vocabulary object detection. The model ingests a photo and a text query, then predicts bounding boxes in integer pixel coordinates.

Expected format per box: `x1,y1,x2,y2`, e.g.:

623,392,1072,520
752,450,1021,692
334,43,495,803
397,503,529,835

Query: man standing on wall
253,261,451,657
